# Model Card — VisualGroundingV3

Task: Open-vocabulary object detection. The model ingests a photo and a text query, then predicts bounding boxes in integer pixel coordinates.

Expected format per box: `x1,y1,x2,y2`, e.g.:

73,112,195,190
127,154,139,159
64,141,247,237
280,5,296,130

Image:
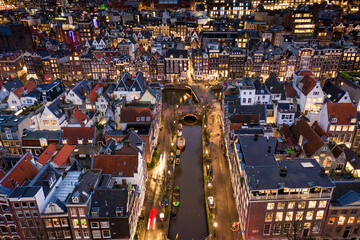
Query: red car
147,208,156,230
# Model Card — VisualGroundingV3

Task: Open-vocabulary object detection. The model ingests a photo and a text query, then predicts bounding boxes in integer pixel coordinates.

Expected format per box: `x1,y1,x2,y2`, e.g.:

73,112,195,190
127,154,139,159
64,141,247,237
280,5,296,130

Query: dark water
162,89,196,106
168,125,208,240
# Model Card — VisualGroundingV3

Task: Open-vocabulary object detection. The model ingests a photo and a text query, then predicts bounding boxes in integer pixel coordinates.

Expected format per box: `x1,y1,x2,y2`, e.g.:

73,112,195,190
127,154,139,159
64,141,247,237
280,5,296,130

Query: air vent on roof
280,167,287,177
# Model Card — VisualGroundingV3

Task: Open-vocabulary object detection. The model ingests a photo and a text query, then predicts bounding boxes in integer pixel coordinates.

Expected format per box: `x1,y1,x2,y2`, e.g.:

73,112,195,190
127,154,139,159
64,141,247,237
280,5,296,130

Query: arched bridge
163,84,200,103
175,105,202,121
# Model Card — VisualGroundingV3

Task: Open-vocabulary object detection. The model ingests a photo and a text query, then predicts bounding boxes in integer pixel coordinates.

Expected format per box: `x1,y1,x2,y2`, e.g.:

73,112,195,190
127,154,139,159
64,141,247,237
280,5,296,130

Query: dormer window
78,138,83,145
331,118,337,123
115,207,123,217
62,138,68,144
351,118,356,123
72,196,79,204
136,117,140,121
88,139,93,144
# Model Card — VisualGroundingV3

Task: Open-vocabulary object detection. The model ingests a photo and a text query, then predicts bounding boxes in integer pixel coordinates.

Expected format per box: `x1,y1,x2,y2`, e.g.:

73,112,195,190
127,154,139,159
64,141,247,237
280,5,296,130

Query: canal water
168,125,208,239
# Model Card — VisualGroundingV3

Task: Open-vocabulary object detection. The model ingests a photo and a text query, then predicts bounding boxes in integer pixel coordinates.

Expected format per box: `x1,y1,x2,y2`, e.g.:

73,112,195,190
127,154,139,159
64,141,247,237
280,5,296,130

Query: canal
168,125,208,239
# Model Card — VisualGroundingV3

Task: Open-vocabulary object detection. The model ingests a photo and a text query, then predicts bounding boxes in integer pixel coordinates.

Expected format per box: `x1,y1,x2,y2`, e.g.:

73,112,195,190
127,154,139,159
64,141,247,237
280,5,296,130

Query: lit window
338,216,346,225
296,211,304,221
319,201,326,208
275,212,283,221
288,202,295,209
286,212,293,221
328,217,335,224
316,210,324,220
73,219,80,228
277,202,285,209
265,212,273,222
348,217,355,224
267,203,274,210
298,201,306,209
308,201,317,208
306,211,314,220
81,219,87,227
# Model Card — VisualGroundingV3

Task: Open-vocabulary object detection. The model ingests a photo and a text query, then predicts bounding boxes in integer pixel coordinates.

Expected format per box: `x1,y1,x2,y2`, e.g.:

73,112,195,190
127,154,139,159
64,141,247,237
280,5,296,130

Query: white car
208,196,216,209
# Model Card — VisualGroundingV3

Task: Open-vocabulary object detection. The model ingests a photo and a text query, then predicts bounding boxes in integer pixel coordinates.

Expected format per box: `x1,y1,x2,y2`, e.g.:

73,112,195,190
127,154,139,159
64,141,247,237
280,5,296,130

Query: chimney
280,167,287,177
254,134,258,141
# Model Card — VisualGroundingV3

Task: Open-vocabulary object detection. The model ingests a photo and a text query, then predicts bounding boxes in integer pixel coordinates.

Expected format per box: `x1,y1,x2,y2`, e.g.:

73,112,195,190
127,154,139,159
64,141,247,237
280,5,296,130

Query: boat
177,136,186,150
176,149,181,157
178,123,183,130
173,186,180,207
175,158,180,165
177,129,182,136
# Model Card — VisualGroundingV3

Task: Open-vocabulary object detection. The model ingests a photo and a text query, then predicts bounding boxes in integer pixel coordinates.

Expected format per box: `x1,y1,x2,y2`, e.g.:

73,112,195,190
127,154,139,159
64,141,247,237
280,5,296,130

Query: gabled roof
46,98,65,119
70,79,92,100
70,110,89,127
282,81,297,98
311,121,328,140
92,155,138,177
0,153,38,191
38,144,57,166
331,181,360,206
3,78,23,92
300,75,317,95
287,118,324,156
52,144,76,167
61,127,96,145
326,102,357,125
322,80,346,102
67,171,99,204
13,81,37,98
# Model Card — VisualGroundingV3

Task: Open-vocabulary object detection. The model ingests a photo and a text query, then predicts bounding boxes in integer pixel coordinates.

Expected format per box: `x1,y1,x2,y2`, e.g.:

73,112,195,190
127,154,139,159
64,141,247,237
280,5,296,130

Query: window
64,230,71,238
263,224,271,235
32,211,38,217
296,211,304,221
5,215,12,222
51,120,57,126
306,211,314,220
92,230,101,238
328,217,335,224
319,201,326,208
70,208,77,216
13,203,20,208
288,202,295,209
53,218,60,227
100,222,109,228
17,211,23,218
265,212,273,222
341,210,348,215
146,117,150,121
78,138,83,144
298,201,306,209
60,218,68,226
43,120,50,126
22,202,28,208
91,222,99,228
102,230,111,238
73,219,80,228
312,223,320,233
267,203,274,210
46,219,53,227
79,208,86,216
273,224,281,235
284,223,290,234
316,210,324,220
331,210,337,216
75,229,81,239
286,211,294,221
81,219,87,227
83,229,90,238
275,212,283,221
351,210,357,215
348,217,355,224
309,201,317,208
338,216,346,225
278,202,285,209
24,211,30,218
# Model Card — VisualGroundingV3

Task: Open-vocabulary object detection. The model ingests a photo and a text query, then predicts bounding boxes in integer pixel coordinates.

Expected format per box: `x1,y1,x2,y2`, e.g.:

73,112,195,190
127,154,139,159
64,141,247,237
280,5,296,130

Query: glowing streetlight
214,222,218,228
205,150,209,155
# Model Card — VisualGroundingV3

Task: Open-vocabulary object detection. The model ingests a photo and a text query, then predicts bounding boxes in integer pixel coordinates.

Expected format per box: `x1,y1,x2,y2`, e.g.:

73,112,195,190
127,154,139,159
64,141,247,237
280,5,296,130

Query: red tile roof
289,118,324,156
282,81,297,98
92,155,138,177
311,121,329,139
13,81,37,98
120,107,153,123
300,75,316,96
0,153,38,189
88,83,104,102
326,102,357,125
228,114,259,124
37,144,57,166
72,110,89,127
0,169,5,180
51,144,76,167
61,127,96,145
297,69,313,77
331,145,343,158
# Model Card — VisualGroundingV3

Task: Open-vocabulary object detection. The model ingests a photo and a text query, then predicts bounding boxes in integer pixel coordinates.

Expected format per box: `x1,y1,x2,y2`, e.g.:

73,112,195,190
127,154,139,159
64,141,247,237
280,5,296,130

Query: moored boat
175,158,180,165
177,136,186,149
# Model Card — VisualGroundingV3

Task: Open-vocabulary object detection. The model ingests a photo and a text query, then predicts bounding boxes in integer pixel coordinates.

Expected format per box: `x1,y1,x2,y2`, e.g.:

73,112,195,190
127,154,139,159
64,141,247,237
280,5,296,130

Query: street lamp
214,222,218,228
205,150,209,155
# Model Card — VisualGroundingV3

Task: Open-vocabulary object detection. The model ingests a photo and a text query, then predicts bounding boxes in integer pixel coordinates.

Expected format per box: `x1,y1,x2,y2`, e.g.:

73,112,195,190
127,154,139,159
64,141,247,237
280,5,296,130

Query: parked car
208,196,216,209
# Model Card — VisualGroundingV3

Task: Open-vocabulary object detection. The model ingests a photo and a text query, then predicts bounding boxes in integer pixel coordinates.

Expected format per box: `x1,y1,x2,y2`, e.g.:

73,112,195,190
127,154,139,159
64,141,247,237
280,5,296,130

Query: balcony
250,192,331,201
